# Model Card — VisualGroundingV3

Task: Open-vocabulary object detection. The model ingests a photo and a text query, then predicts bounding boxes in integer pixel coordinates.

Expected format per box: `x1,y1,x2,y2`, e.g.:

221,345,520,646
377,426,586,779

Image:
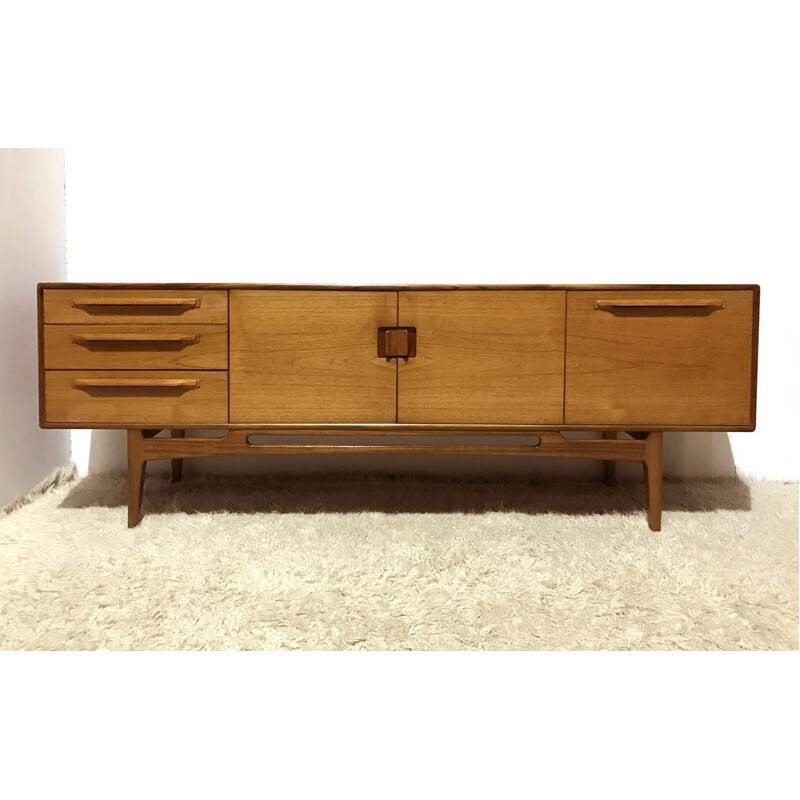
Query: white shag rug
0,469,797,650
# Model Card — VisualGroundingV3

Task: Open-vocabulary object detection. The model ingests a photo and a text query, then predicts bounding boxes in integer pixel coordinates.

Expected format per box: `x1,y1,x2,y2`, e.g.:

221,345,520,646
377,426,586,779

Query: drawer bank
37,284,760,529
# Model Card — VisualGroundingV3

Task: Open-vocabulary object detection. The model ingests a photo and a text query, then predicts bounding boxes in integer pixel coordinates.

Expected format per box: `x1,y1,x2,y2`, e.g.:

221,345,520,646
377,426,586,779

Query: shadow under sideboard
59,469,752,517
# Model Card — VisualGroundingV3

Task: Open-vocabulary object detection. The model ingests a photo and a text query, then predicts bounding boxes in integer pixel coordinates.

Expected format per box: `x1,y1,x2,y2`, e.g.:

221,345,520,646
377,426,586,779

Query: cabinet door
230,290,397,423
397,291,566,424
564,289,756,427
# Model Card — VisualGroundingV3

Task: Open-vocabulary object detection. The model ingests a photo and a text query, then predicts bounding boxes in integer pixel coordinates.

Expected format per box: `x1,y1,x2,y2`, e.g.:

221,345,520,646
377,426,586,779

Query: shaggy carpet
0,469,797,650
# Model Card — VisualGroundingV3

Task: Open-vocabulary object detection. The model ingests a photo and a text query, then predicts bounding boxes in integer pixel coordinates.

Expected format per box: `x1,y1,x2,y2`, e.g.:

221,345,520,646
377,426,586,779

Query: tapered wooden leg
642,431,663,531
601,431,617,485
127,429,147,528
171,429,185,483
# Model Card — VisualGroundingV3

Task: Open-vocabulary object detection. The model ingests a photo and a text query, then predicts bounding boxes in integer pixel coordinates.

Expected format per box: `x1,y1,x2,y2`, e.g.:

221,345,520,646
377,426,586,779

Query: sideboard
37,284,759,529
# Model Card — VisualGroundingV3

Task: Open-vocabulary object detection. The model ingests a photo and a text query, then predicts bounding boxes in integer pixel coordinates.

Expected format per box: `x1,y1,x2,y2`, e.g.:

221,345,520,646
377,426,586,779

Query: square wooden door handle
377,327,417,360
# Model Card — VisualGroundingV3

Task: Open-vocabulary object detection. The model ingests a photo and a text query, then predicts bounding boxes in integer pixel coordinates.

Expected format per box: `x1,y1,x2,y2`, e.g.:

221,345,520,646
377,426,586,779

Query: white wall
62,4,797,480
0,149,70,506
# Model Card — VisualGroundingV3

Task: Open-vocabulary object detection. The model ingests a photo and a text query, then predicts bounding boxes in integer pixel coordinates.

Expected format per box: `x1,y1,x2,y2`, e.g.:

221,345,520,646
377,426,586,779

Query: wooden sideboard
38,283,760,529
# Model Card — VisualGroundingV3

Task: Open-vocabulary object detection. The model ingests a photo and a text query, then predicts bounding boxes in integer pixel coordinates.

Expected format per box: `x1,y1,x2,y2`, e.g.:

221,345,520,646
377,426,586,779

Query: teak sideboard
37,284,760,530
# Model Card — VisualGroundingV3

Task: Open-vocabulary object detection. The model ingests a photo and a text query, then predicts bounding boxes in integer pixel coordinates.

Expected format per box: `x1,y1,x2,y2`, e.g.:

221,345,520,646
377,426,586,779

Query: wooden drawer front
43,324,228,370
565,290,756,427
43,289,228,324
45,370,228,426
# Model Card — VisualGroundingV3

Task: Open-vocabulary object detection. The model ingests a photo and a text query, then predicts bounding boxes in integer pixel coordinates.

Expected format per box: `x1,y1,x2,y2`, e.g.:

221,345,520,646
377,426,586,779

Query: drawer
564,289,756,427
43,324,228,370
43,289,228,324
44,370,228,426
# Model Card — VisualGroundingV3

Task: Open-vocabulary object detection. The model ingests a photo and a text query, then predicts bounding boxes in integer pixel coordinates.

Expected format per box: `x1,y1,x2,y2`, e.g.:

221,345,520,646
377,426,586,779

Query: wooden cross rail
126,428,663,531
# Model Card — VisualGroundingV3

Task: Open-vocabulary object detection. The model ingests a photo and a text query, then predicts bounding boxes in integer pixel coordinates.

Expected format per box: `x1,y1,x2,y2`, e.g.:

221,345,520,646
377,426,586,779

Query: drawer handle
72,297,201,309
72,334,200,346
594,299,725,311
74,378,200,390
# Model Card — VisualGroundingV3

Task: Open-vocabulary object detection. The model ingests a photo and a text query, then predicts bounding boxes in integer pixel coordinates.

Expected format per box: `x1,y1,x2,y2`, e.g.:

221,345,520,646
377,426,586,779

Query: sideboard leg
601,431,617,485
127,429,147,528
171,429,185,483
642,432,663,531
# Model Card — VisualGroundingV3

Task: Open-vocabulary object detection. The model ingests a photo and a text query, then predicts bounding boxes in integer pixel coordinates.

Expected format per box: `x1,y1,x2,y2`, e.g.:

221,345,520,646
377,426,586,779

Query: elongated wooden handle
594,299,724,310
72,297,200,308
72,333,200,345
74,378,200,389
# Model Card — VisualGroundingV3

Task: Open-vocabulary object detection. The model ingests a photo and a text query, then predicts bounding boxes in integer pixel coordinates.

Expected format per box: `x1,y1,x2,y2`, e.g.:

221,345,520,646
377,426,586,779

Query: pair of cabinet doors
229,289,755,427
231,290,563,424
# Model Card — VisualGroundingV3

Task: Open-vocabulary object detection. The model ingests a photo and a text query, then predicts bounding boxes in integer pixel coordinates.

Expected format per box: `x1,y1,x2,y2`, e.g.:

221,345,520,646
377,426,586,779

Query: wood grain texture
127,429,147,527
750,285,760,429
170,429,185,483
45,370,228,425
643,431,663,531
37,421,757,432
43,324,228,369
229,290,397,423
132,429,649,462
397,291,566,424
37,284,46,427
38,281,760,292
565,290,755,427
43,289,228,324
378,327,416,359
594,298,725,310
37,284,760,434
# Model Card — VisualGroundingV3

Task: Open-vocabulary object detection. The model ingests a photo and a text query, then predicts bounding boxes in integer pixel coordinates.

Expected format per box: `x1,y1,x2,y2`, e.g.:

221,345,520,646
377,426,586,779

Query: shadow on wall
85,429,739,481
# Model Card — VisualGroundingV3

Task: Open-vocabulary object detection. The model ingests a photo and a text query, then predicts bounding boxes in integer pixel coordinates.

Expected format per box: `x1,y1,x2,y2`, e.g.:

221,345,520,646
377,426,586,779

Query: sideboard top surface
38,282,760,292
